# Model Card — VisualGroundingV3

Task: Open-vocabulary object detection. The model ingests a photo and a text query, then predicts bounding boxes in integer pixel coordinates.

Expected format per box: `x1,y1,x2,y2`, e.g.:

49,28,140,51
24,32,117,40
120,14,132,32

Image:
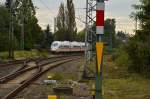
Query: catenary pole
21,0,25,50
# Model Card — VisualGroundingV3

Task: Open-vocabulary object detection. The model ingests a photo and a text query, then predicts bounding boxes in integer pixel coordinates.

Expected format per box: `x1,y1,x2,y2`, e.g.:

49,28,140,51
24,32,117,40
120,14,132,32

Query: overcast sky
0,0,139,34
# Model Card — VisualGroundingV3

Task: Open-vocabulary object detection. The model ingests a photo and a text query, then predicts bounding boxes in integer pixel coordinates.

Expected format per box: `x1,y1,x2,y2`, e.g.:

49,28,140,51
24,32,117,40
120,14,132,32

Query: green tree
55,3,66,41
9,0,44,50
24,16,44,50
0,0,44,51
0,6,10,52
0,6,9,33
77,29,85,42
66,0,77,41
43,24,53,48
127,0,150,76
104,19,116,48
55,1,77,41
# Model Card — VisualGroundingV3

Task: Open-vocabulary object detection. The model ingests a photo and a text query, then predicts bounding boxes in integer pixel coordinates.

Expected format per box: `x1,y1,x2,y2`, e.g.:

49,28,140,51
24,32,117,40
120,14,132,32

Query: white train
51,41,86,53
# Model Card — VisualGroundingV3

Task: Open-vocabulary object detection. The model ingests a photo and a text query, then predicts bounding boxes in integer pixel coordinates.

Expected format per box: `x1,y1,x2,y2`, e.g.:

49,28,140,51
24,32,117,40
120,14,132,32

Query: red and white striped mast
95,0,105,99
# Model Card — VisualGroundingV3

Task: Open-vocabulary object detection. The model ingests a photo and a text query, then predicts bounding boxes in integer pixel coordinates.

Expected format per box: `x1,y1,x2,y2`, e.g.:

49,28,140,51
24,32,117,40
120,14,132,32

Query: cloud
36,8,57,30
33,0,139,34
34,0,86,32
0,0,139,33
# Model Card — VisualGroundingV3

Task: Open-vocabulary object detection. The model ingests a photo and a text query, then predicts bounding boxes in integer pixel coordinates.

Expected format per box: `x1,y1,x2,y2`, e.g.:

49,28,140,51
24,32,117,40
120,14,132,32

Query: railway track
1,56,80,99
0,59,27,67
0,55,74,67
0,55,73,83
0,57,45,67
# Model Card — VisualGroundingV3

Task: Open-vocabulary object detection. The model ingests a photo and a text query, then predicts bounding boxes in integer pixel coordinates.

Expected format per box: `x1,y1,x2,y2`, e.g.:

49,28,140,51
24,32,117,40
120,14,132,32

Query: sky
0,0,139,34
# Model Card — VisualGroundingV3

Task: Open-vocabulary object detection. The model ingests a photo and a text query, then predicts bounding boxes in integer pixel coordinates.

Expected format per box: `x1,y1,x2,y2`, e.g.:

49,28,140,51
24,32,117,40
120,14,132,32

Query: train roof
52,41,85,46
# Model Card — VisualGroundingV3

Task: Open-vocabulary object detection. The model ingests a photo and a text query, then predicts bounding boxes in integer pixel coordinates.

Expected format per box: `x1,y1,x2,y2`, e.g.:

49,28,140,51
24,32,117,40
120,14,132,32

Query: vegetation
126,0,150,76
54,0,77,41
52,72,64,80
0,6,10,52
66,0,77,41
103,54,150,99
42,24,54,48
115,31,129,47
0,49,50,60
104,19,116,48
111,0,150,77
76,18,116,45
0,1,45,52
76,29,85,42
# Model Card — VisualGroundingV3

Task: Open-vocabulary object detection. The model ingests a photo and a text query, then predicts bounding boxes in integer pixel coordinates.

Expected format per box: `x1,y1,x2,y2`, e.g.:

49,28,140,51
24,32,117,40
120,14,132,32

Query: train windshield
52,43,58,47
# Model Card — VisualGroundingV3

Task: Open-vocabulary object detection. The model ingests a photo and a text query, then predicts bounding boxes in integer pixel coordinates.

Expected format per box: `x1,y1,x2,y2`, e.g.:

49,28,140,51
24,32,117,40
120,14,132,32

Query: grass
102,55,150,99
0,49,50,60
83,54,150,99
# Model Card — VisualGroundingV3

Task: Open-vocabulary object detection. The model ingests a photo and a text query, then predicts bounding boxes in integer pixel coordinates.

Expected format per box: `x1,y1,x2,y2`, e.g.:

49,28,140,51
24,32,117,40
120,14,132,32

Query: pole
8,8,12,58
11,13,14,58
21,0,25,50
109,20,113,51
85,0,88,64
95,0,105,99
9,2,14,59
135,15,137,33
54,17,56,33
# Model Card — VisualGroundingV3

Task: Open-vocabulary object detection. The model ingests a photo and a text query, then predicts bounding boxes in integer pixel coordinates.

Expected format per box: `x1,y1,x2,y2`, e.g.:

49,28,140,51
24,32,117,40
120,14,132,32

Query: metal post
85,0,96,63
84,0,97,78
109,19,113,51
21,0,25,50
85,0,88,64
9,2,14,59
54,17,57,33
8,8,12,58
95,0,105,99
109,20,113,51
135,15,138,33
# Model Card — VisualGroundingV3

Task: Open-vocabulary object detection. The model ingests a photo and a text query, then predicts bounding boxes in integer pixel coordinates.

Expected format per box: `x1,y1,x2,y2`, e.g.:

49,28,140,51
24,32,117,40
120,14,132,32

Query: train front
51,41,60,53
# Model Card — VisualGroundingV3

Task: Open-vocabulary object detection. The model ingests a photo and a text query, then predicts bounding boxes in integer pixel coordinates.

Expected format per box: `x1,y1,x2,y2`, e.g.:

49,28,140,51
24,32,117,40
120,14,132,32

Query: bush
126,36,150,77
53,73,64,80
112,46,131,67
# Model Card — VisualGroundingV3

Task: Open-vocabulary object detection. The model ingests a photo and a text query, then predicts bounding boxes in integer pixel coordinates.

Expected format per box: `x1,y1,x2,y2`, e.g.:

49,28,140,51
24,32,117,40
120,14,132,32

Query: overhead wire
35,0,85,12
38,0,52,11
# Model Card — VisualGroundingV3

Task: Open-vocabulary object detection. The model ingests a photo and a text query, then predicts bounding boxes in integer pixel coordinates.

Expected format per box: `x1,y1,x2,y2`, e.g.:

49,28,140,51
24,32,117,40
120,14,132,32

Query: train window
59,45,63,48
59,45,70,48
73,46,80,48
82,45,85,48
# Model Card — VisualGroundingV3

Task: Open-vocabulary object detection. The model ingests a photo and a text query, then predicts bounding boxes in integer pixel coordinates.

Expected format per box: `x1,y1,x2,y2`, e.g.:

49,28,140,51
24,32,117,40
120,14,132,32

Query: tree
115,31,130,47
5,0,44,50
127,0,150,76
77,29,85,42
66,0,77,41
24,16,44,50
0,0,44,51
55,3,66,41
104,19,116,48
16,0,38,50
43,24,53,48
55,1,77,41
0,6,10,52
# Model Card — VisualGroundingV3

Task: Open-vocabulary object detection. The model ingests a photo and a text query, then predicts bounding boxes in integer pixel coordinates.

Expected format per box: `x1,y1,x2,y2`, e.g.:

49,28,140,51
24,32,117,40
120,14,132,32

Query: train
51,41,86,53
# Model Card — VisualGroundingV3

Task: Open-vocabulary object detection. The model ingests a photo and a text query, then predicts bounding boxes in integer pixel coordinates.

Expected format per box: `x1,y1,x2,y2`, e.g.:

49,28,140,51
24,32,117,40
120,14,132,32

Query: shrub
126,36,150,77
112,46,131,68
